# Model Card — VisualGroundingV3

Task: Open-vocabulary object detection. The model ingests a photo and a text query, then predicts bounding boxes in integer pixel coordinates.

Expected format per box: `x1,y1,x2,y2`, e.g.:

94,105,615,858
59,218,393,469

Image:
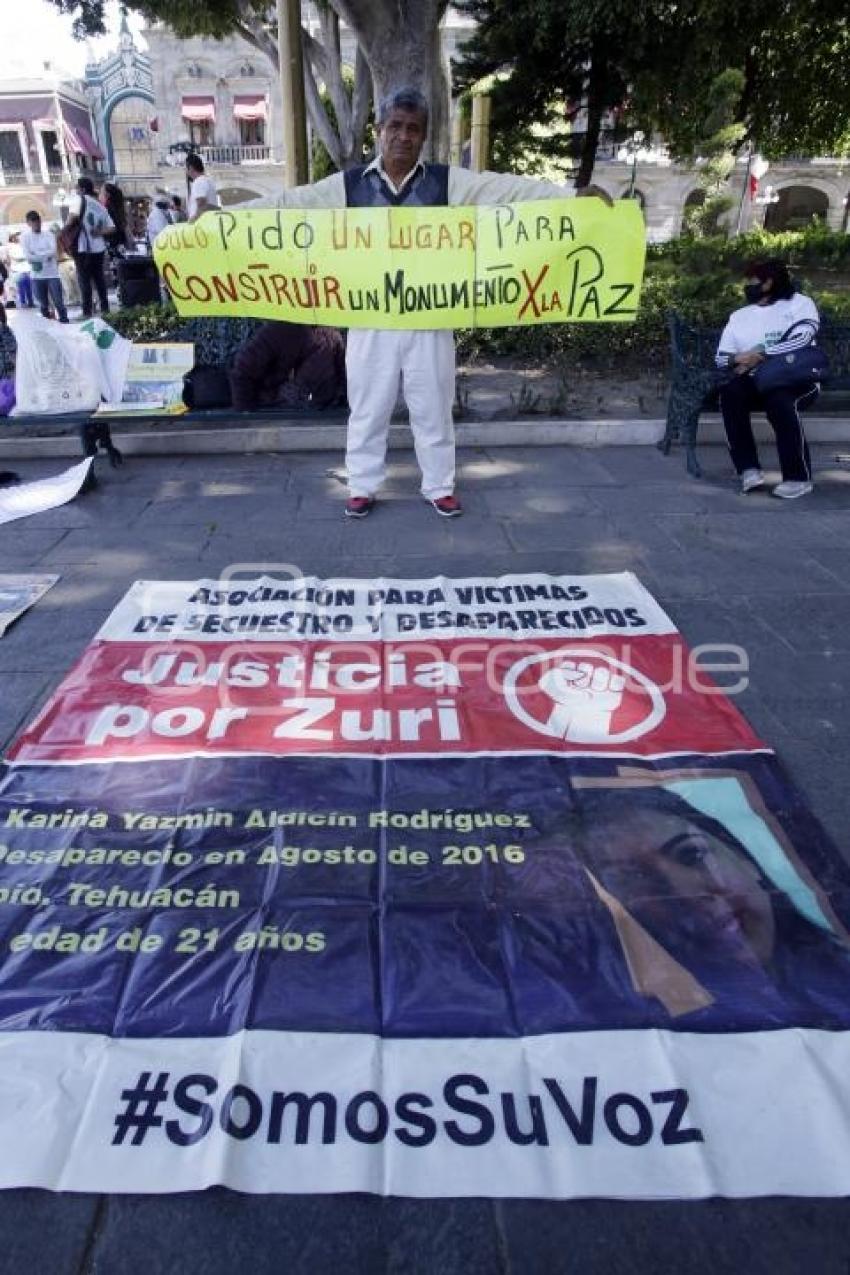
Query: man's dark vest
343,163,449,208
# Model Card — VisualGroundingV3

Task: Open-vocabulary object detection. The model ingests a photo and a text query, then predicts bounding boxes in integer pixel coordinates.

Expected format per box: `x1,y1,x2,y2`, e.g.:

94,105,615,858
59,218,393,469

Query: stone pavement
1,441,849,1274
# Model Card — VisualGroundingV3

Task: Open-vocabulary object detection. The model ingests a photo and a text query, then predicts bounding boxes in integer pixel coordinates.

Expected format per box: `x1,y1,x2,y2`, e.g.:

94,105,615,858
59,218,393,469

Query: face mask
744,282,765,304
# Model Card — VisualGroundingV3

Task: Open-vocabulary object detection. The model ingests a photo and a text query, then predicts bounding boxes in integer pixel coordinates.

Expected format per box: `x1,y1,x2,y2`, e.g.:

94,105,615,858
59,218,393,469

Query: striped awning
233,94,266,121
181,95,216,123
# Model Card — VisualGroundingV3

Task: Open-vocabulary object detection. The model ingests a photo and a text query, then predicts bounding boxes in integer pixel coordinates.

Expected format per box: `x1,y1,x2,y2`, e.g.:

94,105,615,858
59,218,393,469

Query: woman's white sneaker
772,481,813,500
740,468,766,493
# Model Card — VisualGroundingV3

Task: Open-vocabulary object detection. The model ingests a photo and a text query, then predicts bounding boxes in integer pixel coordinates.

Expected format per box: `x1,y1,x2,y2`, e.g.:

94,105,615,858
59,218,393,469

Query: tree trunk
329,0,450,161
576,47,606,189
240,0,449,169
238,2,371,170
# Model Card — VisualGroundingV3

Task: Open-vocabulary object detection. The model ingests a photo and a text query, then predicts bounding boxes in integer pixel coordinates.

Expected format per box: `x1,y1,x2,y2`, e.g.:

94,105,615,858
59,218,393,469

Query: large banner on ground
153,199,645,328
1,573,849,1197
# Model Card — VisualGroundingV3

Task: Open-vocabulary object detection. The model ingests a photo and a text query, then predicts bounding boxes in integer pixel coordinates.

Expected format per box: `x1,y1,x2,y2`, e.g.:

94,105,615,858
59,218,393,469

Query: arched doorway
1,193,51,226
764,186,829,231
107,94,157,179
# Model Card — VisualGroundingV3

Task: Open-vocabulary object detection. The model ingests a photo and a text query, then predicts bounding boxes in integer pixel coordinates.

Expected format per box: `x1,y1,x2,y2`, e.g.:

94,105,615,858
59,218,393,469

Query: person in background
20,211,68,323
0,302,15,416
0,303,15,377
716,258,821,500
146,194,174,247
100,182,132,258
65,176,114,318
170,194,188,224
7,235,34,309
229,322,346,411
186,155,219,222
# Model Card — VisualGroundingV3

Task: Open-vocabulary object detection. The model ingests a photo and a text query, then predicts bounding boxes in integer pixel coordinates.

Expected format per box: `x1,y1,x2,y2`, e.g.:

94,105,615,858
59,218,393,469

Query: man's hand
734,350,765,373
575,184,614,207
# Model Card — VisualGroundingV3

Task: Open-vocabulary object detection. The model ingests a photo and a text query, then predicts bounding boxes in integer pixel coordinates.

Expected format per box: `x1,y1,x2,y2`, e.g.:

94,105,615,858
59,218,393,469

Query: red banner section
9,635,765,764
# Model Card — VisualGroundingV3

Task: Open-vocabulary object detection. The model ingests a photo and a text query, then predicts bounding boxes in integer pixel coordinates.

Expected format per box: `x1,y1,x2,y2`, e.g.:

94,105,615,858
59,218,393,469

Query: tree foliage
454,0,652,185
454,0,850,183
682,70,747,237
635,0,850,161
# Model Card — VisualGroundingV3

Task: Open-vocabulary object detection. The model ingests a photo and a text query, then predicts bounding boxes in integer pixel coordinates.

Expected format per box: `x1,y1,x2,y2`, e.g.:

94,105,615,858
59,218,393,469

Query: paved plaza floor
1,441,849,1273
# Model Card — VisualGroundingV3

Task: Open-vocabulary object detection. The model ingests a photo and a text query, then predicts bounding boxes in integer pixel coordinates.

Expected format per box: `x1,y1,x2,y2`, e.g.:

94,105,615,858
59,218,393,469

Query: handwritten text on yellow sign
154,198,646,330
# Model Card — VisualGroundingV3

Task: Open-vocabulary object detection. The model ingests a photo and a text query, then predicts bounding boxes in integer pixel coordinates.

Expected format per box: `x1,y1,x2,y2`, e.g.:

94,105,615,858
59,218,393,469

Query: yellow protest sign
154,198,646,330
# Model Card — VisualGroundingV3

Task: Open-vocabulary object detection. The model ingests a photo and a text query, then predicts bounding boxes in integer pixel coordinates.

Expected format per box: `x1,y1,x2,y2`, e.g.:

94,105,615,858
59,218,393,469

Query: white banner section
97,573,678,644
2,1027,849,1197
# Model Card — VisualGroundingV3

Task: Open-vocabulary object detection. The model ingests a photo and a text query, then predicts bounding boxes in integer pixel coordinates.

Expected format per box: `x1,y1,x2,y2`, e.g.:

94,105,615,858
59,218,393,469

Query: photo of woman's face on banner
545,767,850,1031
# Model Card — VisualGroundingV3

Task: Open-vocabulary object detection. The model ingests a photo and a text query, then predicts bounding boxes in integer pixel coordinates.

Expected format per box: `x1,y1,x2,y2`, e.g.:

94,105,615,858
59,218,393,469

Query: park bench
658,311,850,477
3,317,345,488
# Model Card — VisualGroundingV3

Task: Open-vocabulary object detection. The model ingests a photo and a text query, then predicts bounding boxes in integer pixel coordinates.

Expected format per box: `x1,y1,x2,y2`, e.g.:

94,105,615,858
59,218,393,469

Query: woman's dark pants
719,373,817,482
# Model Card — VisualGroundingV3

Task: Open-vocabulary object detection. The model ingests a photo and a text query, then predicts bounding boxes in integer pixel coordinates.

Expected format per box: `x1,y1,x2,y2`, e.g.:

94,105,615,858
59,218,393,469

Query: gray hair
376,87,429,129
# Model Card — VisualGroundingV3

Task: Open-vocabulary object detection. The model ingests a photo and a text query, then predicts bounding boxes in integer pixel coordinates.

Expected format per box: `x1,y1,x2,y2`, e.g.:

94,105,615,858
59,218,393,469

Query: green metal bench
5,318,346,488
658,311,850,478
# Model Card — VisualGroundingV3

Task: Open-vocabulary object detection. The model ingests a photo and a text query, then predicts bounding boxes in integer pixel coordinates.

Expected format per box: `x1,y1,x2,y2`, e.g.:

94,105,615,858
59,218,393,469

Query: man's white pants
345,328,455,499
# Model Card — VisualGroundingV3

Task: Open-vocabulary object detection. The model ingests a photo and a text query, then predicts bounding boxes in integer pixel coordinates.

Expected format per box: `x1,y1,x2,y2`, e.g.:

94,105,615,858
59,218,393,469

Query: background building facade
0,73,103,227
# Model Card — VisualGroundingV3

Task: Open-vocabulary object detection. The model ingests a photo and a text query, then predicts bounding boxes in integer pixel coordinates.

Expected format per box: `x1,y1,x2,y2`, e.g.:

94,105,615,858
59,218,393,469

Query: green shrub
648,225,850,273
108,302,184,343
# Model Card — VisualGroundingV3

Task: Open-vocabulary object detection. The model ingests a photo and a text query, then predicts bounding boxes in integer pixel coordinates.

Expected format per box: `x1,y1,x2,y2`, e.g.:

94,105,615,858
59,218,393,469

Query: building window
182,96,216,147
238,118,265,146
189,119,214,148
0,129,26,180
40,129,63,174
233,95,267,148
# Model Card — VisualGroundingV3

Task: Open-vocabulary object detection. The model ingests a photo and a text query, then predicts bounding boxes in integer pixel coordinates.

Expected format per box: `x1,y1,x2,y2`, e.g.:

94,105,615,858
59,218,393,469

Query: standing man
186,155,219,222
20,211,68,323
146,193,174,246
245,87,608,518
65,176,114,318
7,235,34,309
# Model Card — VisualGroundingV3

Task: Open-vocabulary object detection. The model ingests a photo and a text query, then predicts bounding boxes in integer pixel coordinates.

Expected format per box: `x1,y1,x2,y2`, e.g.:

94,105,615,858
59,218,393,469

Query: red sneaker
427,494,463,518
344,496,375,518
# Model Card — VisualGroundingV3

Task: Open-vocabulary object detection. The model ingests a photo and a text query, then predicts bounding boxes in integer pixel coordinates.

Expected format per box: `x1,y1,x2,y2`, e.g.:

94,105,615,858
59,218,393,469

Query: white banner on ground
0,574,59,636
1,1027,849,1198
0,460,92,527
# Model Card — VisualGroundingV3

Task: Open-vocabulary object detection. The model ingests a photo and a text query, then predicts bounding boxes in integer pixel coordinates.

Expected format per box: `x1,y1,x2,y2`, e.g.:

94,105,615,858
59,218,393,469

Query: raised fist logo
539,660,626,742
503,647,665,746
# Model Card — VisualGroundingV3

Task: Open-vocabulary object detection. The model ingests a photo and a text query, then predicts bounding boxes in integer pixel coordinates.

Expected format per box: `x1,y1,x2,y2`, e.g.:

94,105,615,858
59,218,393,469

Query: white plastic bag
11,318,108,415
76,317,132,406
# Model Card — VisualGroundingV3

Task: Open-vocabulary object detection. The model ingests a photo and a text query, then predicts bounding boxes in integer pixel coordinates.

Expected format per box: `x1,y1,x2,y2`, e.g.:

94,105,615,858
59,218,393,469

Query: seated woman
229,321,346,411
716,258,820,500
0,302,15,416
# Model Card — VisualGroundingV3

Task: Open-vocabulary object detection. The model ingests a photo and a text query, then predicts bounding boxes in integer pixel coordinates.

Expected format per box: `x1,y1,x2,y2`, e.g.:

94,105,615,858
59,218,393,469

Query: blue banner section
0,753,848,1039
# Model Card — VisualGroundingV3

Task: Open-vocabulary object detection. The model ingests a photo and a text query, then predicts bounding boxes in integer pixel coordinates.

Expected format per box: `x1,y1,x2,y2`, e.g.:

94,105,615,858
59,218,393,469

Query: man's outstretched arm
448,167,613,206
242,174,346,210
